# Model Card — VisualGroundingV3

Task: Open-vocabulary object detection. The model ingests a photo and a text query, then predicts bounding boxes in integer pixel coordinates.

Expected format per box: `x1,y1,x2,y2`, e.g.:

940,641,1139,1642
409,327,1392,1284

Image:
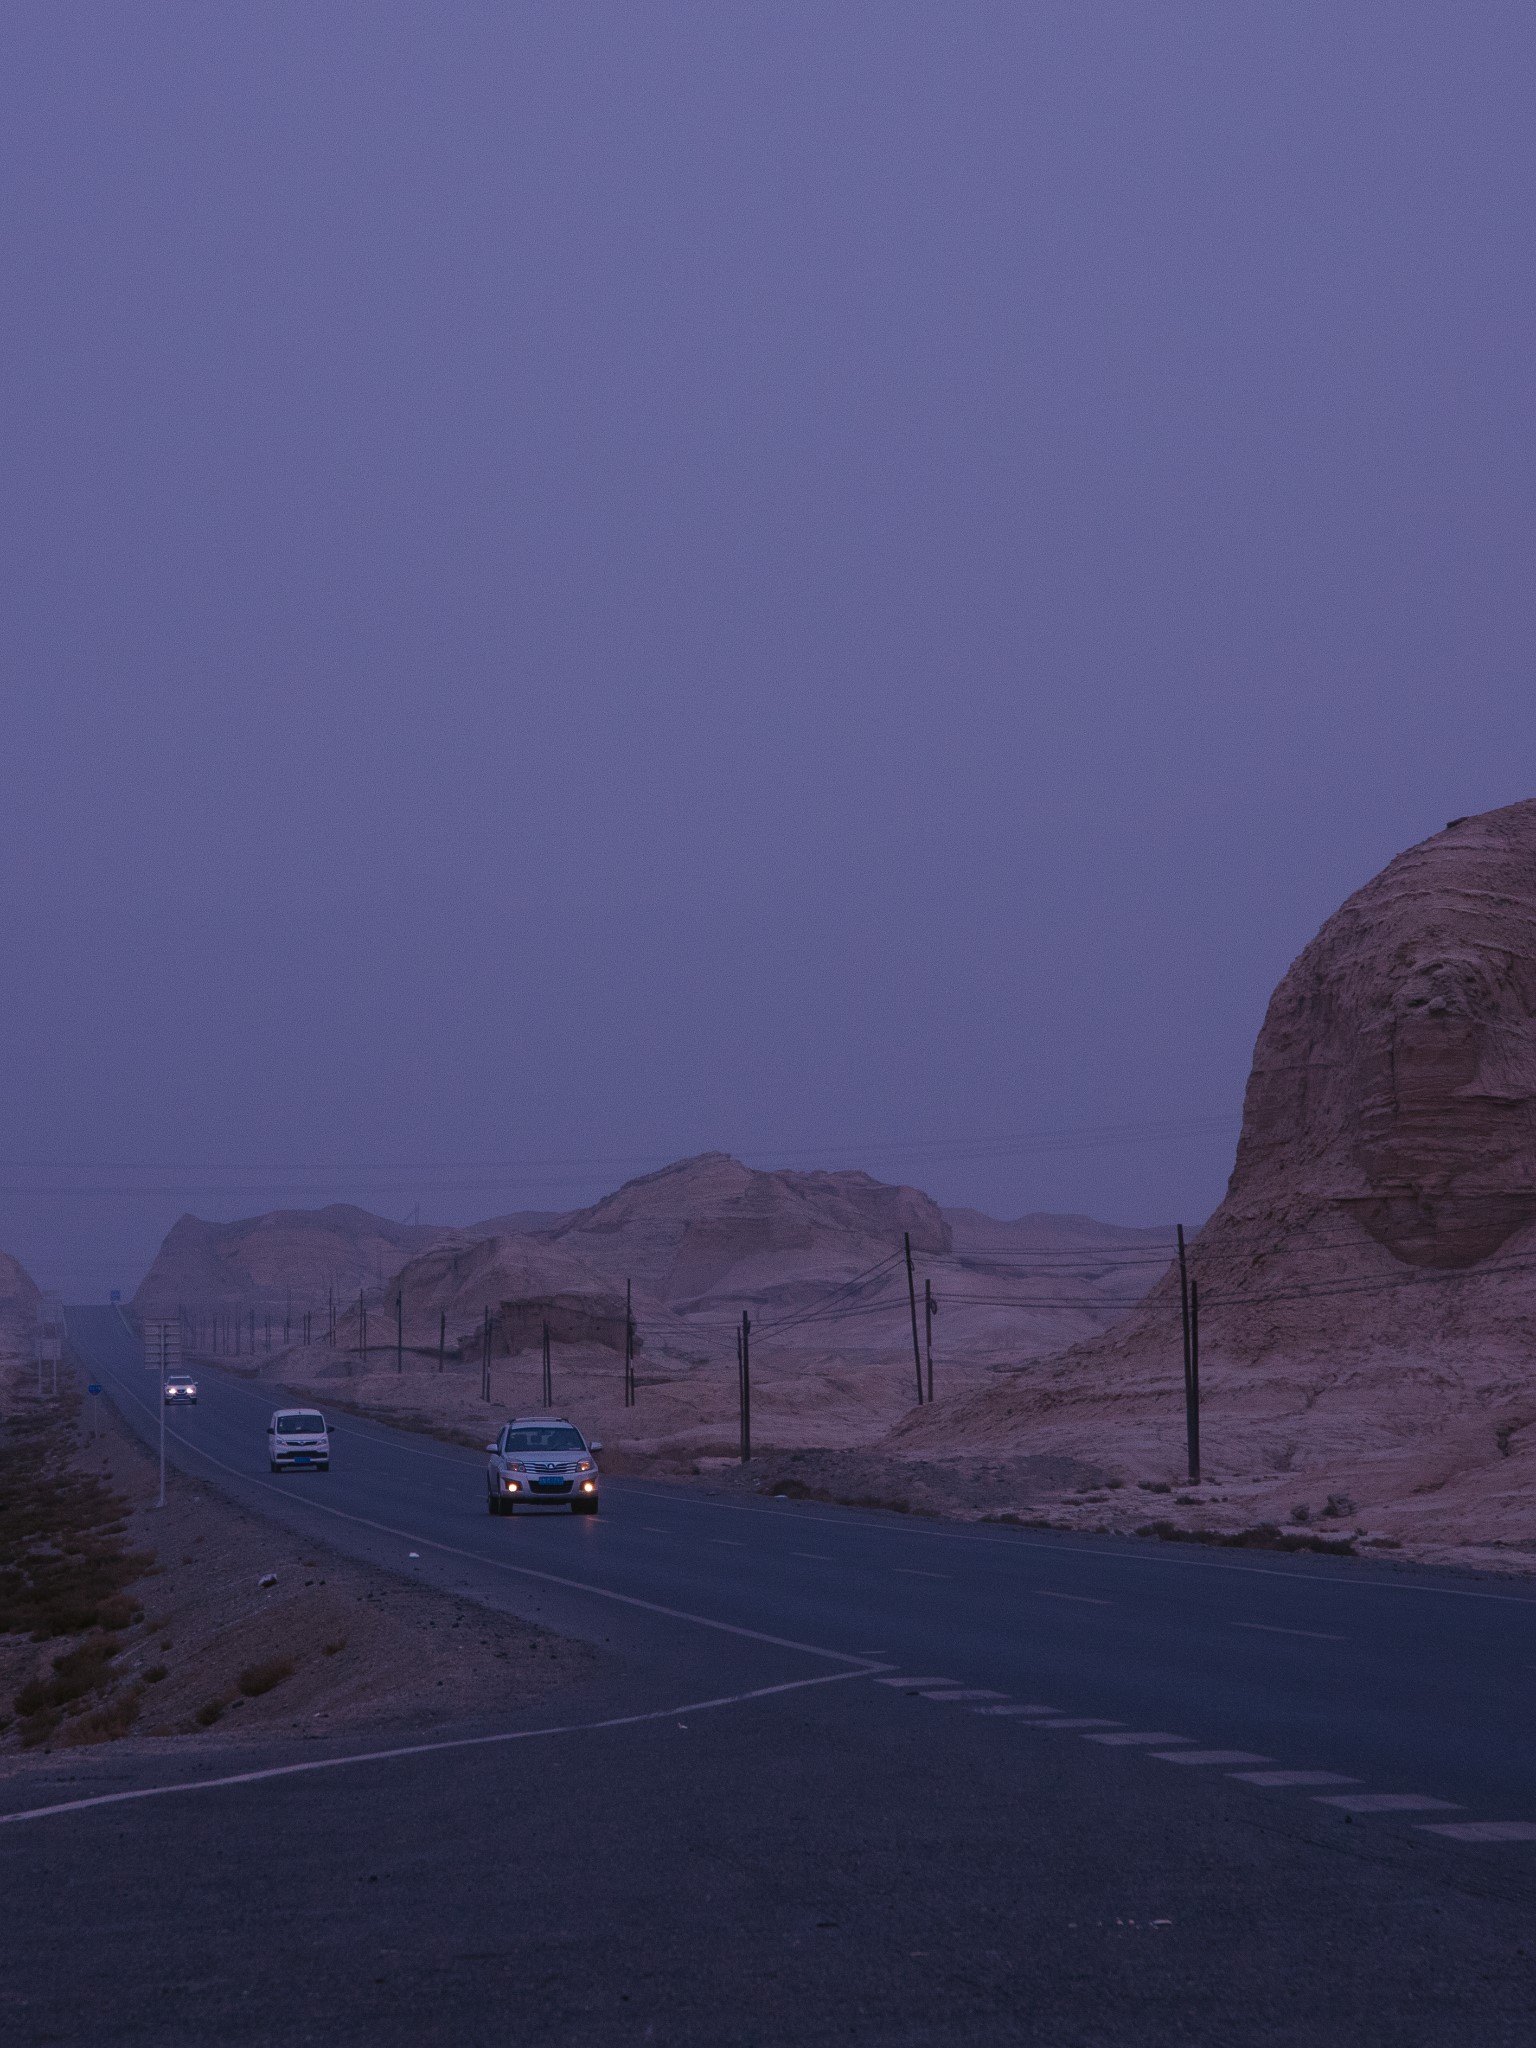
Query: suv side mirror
589,1440,603,1454
485,1442,498,1454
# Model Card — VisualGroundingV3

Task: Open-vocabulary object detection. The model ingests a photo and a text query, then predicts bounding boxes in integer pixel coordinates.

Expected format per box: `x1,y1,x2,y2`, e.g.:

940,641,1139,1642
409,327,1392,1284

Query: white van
267,1408,330,1473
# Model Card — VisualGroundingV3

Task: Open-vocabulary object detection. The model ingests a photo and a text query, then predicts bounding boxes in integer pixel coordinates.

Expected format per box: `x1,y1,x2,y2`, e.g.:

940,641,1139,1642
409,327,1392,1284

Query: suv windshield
276,1414,324,1434
502,1426,583,1453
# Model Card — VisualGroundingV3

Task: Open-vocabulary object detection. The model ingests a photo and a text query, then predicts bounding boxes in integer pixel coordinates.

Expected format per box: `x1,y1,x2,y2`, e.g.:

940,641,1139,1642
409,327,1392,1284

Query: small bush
13,1636,119,1720
143,1664,168,1684
321,1637,348,1657
1290,1503,1312,1525
1321,1493,1356,1519
59,1690,141,1746
194,1698,225,1727
1138,1480,1171,1494
237,1655,296,1698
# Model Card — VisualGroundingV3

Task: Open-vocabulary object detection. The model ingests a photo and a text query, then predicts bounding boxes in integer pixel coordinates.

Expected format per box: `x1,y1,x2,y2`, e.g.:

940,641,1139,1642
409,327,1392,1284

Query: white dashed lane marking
1155,1750,1272,1766
1316,1793,1460,1814
879,1672,1535,1848
1232,1770,1359,1787
1086,1732,1191,1747
1035,1590,1111,1606
1233,1622,1346,1641
893,1569,951,1579
1422,1822,1536,1842
793,1552,835,1561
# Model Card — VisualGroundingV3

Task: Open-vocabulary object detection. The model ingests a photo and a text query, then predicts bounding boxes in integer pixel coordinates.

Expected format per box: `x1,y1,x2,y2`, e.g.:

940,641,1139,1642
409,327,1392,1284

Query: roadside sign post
143,1319,181,1510
87,1383,102,1438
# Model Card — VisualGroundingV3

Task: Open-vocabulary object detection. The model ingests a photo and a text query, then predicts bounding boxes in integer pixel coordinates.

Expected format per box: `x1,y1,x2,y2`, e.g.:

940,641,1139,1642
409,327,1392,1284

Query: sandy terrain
0,1361,593,1772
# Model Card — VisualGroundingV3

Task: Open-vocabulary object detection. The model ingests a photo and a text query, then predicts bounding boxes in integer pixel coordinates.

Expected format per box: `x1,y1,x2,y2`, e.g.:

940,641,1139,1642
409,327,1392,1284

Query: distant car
267,1408,330,1472
486,1418,601,1515
164,1378,198,1405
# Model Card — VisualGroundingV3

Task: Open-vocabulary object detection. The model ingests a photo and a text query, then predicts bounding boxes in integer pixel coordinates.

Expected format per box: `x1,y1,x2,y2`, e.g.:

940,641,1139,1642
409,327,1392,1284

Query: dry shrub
58,1689,141,1746
321,1636,348,1657
194,1698,225,1727
237,1655,296,1698
0,1396,153,1640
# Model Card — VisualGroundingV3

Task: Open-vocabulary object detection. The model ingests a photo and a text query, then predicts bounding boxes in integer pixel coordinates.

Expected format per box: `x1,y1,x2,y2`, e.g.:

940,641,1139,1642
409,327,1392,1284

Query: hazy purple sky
3,4,1533,1295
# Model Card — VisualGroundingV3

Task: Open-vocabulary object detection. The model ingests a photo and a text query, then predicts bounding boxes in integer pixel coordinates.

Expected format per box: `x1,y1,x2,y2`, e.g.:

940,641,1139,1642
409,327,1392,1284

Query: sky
2,2,1534,1297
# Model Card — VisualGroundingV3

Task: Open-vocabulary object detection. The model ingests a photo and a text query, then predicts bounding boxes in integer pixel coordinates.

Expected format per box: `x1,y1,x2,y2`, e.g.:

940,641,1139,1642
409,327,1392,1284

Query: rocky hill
889,801,1536,1569
0,1250,41,1361
131,1206,453,1322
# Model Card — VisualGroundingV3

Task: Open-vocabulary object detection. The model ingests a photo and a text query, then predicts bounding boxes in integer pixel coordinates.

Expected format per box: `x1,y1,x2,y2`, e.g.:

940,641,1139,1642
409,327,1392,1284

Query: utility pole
359,1291,367,1359
542,1319,552,1407
624,1279,635,1407
482,1306,491,1401
737,1310,751,1464
396,1289,403,1375
924,1276,937,1403
904,1232,924,1405
284,1291,291,1346
1177,1225,1199,1484
1188,1278,1202,1484
438,1310,446,1375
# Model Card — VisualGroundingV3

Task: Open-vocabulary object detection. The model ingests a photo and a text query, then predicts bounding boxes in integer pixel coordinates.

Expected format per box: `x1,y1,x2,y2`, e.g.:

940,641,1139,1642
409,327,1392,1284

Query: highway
4,1307,1535,2045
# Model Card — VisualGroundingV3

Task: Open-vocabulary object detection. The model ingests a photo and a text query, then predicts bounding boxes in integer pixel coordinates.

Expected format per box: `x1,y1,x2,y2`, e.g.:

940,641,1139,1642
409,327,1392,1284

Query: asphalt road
4,1308,1535,2046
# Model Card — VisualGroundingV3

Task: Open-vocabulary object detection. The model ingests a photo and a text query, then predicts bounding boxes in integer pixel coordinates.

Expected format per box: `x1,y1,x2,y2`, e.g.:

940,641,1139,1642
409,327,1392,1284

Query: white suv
268,1408,330,1473
486,1418,601,1515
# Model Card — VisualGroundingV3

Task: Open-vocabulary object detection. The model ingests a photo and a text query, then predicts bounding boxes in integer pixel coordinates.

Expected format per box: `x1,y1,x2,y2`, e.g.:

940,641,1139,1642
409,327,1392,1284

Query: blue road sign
87,1384,102,1396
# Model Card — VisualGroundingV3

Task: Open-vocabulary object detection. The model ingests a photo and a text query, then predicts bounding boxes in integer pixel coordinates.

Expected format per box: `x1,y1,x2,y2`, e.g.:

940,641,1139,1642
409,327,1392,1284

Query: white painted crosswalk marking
1231,1771,1359,1787
1421,1821,1536,1842
1316,1793,1459,1813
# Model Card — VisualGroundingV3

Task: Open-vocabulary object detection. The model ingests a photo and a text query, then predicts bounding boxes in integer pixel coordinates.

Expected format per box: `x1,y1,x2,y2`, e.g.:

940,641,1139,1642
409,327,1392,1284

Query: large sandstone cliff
890,802,1536,1567
0,1249,41,1361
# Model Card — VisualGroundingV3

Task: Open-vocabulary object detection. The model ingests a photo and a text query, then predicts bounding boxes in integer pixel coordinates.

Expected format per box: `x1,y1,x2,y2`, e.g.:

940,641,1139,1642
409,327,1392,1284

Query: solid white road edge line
91,1361,888,1671
0,1669,871,1830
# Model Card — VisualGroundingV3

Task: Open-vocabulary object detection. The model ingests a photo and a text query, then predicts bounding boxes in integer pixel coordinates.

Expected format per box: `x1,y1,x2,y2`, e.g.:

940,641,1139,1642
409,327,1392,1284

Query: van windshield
503,1426,583,1452
276,1414,324,1434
